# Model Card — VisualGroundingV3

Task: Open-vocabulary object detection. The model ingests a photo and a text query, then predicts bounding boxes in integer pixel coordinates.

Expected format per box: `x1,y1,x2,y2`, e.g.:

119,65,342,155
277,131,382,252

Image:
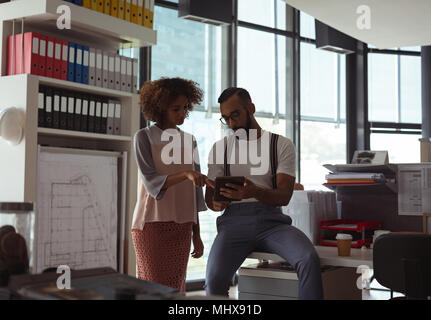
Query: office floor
186,286,238,299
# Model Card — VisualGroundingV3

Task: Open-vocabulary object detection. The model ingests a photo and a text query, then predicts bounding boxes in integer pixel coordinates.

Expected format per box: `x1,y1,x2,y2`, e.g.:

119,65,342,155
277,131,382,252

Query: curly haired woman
131,77,212,293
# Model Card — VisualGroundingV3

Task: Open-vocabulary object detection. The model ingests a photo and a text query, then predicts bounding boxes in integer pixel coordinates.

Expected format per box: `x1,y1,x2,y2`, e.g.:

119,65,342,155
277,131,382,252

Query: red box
319,219,382,248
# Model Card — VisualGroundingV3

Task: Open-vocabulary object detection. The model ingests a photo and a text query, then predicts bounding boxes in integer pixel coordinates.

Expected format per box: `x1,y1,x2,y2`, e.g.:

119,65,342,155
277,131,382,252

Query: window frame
366,47,422,160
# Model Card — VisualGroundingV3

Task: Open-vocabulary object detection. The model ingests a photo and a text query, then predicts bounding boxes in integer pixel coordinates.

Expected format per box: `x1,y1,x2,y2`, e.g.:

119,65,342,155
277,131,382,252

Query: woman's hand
191,234,204,259
184,171,207,187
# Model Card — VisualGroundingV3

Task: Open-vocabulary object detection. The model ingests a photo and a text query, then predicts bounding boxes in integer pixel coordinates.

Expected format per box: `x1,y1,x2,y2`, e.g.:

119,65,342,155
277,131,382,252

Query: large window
181,112,224,281
237,1,294,141
152,5,222,110
238,0,288,30
370,133,421,163
368,54,399,122
299,11,315,39
151,4,224,282
300,42,342,119
299,13,347,190
368,48,422,163
301,122,346,189
400,56,422,123
237,28,288,115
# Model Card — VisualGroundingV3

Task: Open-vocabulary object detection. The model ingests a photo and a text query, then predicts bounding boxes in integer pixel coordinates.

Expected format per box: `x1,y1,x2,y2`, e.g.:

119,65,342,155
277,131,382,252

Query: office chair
373,232,431,299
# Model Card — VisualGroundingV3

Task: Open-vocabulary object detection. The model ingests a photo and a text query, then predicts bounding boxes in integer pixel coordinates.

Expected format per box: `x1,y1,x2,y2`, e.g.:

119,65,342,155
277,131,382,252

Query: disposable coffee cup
336,233,353,256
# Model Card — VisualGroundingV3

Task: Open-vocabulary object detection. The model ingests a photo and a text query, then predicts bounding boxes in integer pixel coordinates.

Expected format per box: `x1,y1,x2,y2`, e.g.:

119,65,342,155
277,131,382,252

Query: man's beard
233,113,252,135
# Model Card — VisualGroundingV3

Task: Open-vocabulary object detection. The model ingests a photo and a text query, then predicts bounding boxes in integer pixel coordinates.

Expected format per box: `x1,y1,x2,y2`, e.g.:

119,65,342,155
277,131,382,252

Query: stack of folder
281,190,339,245
324,173,386,186
64,0,155,29
89,47,139,93
7,32,70,81
38,85,123,136
7,32,139,93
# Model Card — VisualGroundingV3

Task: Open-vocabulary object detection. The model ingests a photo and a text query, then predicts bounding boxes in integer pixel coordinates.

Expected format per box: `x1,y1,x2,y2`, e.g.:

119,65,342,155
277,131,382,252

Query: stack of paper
282,191,339,245
324,172,385,185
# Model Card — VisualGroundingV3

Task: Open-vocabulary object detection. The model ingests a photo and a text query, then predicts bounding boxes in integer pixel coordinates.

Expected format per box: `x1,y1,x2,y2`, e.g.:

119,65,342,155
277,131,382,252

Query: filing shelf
0,0,156,276
37,75,135,98
323,182,397,194
37,127,133,142
0,0,156,66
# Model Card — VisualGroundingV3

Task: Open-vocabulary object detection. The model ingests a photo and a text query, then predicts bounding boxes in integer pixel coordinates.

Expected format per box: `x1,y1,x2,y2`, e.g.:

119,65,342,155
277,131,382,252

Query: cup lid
336,233,353,240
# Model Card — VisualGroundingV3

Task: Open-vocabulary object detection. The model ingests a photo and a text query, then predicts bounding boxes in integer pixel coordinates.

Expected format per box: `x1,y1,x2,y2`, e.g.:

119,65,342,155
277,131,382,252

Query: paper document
36,147,119,273
325,173,385,180
327,224,358,229
397,164,431,216
281,191,338,245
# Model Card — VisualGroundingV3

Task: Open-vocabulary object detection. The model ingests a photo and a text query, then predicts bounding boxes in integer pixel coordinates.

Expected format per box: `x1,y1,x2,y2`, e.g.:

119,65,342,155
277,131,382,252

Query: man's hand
212,200,230,211
205,179,229,211
220,178,259,200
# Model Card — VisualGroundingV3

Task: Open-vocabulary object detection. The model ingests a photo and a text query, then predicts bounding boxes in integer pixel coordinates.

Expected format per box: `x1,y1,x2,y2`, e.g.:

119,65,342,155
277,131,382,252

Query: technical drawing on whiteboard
36,147,119,273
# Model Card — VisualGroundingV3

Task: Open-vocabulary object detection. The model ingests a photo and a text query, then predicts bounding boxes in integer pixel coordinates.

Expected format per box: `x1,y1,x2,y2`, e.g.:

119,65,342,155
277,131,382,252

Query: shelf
0,0,141,277
323,182,398,194
38,127,132,142
36,75,137,98
323,163,398,194
0,0,157,49
323,164,397,176
320,219,382,231
2,74,137,98
319,240,369,248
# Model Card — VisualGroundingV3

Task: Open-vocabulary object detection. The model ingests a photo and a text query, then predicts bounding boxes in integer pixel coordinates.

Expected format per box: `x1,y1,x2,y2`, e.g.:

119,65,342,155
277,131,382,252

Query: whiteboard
36,146,120,274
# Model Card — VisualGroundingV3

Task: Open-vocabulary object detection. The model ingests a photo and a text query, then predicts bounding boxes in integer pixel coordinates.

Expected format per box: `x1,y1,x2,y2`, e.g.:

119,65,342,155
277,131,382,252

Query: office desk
248,245,373,268
240,246,373,300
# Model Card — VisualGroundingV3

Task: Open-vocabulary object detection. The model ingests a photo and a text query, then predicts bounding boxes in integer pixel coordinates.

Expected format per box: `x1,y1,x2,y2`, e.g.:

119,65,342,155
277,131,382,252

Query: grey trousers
205,202,324,300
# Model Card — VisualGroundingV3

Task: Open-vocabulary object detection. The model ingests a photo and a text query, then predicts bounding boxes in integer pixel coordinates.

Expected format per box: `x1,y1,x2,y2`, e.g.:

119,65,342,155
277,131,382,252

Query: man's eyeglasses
220,110,241,125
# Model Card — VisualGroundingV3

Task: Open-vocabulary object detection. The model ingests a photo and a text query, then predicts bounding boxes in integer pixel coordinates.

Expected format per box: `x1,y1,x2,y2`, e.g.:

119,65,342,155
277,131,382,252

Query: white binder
114,102,122,135
120,56,127,92
102,51,109,88
132,58,138,93
115,55,121,91
108,53,115,90
107,100,116,135
89,48,96,86
126,57,132,92
95,49,103,87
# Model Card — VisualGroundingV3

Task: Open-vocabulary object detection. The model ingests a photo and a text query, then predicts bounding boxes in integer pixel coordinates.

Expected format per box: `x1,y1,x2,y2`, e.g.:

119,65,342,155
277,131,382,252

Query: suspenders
270,133,279,189
223,132,279,189
223,136,231,177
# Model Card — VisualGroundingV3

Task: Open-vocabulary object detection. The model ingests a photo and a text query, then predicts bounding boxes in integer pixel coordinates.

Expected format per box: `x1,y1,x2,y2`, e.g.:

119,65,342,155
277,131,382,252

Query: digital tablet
214,176,245,202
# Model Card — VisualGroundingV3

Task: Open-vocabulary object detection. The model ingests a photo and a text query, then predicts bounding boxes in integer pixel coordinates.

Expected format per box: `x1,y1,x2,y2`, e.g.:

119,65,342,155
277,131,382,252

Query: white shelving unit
37,127,133,141
0,0,156,276
0,0,157,75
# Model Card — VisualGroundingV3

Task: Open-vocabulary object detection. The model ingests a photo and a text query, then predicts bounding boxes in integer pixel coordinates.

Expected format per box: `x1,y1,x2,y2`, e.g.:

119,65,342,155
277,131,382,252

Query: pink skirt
131,221,193,293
